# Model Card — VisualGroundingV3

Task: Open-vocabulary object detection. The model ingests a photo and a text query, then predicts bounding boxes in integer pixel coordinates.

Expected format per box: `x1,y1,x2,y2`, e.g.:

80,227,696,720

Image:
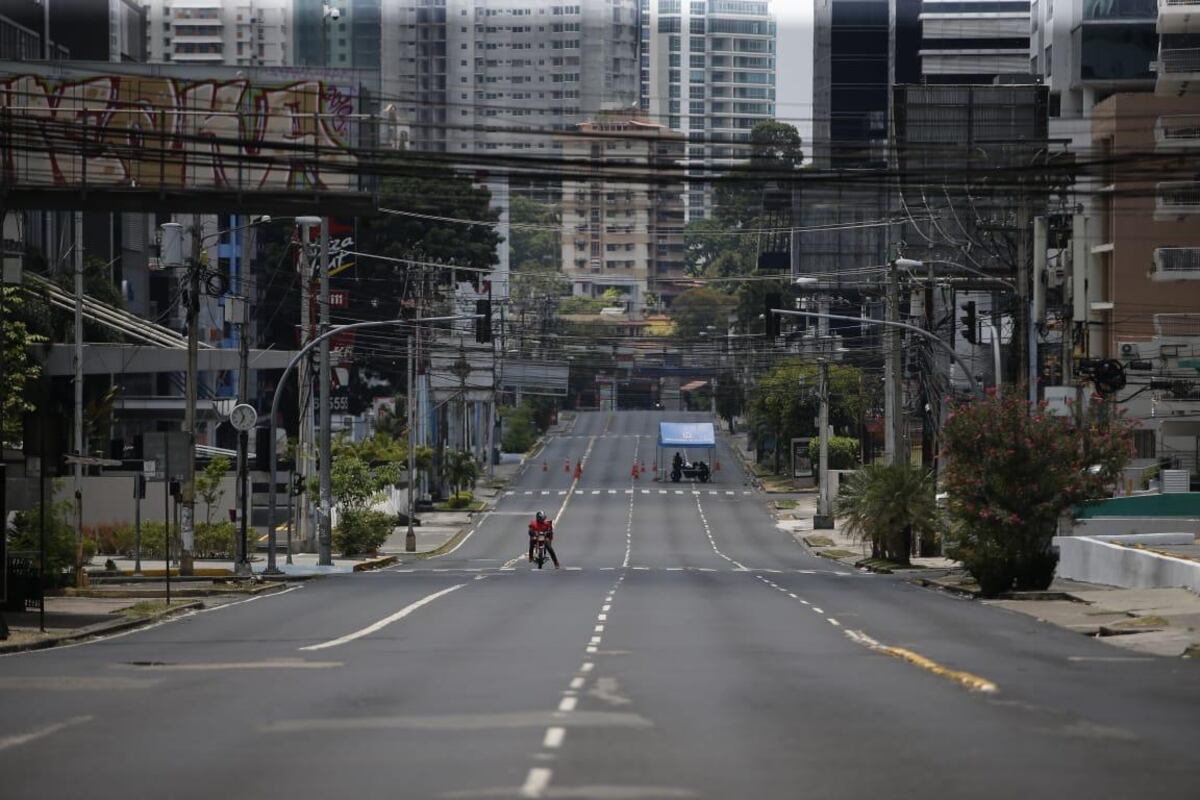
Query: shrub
942,391,1133,596
194,522,237,558
7,500,95,582
808,436,860,470
444,491,474,510
334,509,394,556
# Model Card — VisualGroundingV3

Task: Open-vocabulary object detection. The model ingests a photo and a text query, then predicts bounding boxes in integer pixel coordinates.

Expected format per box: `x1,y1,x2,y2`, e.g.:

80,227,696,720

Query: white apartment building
144,0,292,66
640,0,777,220
382,0,641,154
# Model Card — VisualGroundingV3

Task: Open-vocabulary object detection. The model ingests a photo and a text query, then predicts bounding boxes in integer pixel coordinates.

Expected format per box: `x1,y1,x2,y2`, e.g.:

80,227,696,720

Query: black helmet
536,511,546,522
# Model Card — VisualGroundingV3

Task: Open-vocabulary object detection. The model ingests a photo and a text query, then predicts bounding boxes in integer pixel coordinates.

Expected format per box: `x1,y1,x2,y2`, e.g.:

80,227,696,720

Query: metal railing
1154,247,1200,274
1157,181,1200,212
1155,114,1200,146
1159,47,1200,75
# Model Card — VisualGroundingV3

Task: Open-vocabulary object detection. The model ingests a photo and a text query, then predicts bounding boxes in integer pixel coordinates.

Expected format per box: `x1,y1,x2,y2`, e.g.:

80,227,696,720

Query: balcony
1157,45,1200,94
1154,113,1200,146
1152,247,1200,279
1156,181,1200,217
1158,0,1200,34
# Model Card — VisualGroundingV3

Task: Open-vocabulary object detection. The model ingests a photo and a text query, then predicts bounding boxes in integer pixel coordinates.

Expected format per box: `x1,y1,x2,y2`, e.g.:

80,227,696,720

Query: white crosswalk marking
591,490,600,495
726,491,734,496
658,490,667,495
541,490,550,495
642,489,650,494
709,491,717,495
607,489,616,494
674,490,683,495
625,489,633,494
524,491,533,495
504,491,515,496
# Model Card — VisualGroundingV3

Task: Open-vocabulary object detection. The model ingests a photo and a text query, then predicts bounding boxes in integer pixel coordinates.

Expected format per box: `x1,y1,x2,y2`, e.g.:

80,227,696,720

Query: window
690,54,706,68
690,36,705,51
1044,45,1052,77
669,53,681,66
669,36,681,52
658,16,681,32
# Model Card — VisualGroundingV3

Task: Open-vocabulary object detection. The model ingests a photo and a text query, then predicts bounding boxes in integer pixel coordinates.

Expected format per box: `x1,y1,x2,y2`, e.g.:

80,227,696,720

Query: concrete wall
1054,535,1200,594
54,475,238,529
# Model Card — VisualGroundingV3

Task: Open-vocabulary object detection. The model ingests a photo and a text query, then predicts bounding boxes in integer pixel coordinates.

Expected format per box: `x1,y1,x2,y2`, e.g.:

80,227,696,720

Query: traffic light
960,301,977,345
475,298,492,343
764,293,781,338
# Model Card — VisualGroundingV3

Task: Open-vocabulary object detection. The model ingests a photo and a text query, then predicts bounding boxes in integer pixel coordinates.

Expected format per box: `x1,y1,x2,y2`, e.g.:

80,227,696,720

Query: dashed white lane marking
541,490,550,495
658,489,667,495
828,618,841,627
505,491,515,496
642,489,651,495
524,491,533,495
597,614,607,621
0,716,92,753
580,662,594,673
726,491,734,496
543,727,566,749
569,677,586,690
558,696,577,712
520,767,553,798
674,490,683,495
601,605,611,612
591,490,601,495
594,625,605,633
299,584,468,651
608,489,617,494
625,489,633,494
558,490,567,495
812,607,825,614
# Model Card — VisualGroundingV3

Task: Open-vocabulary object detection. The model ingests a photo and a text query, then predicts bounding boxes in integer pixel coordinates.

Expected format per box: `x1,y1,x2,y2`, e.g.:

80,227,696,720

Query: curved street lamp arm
770,308,983,398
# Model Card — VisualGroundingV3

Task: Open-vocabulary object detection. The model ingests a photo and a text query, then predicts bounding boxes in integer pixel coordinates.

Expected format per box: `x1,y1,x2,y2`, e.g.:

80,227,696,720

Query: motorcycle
670,460,711,483
531,529,549,569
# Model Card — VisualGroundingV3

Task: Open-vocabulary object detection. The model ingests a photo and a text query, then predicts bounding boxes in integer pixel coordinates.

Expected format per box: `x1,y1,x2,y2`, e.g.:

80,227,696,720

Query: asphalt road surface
3,410,1199,799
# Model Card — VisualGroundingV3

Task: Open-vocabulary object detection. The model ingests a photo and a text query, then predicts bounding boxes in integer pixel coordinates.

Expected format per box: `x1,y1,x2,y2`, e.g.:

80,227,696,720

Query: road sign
143,460,157,478
329,289,349,309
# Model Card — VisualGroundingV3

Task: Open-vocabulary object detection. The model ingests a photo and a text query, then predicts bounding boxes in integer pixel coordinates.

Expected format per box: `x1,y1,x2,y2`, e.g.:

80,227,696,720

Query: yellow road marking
880,646,998,693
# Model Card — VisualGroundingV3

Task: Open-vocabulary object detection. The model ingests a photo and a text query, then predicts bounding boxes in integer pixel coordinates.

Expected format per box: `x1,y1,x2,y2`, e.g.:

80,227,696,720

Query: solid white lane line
0,716,92,753
521,767,553,798
543,727,566,749
299,584,467,651
558,696,577,712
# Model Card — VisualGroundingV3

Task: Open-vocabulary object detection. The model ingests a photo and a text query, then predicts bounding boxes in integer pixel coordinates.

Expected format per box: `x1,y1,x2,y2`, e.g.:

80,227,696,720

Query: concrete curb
410,523,473,560
354,555,399,572
0,601,205,655
55,582,283,599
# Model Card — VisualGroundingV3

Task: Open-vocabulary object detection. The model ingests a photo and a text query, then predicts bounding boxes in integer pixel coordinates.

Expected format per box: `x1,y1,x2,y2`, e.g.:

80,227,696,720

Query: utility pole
73,210,85,587
1016,193,1031,395
885,259,903,465
295,220,314,553
180,218,201,576
406,327,417,552
1031,215,1046,405
815,358,833,528
317,218,332,566
234,220,252,577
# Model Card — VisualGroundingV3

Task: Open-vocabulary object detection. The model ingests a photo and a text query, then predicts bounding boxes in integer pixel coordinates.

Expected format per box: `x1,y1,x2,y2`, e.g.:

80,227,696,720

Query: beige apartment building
1091,92,1200,476
560,115,686,313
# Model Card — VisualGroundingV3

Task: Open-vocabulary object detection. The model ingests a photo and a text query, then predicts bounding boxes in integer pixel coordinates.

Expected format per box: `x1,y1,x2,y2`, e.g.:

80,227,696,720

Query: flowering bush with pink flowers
942,391,1133,596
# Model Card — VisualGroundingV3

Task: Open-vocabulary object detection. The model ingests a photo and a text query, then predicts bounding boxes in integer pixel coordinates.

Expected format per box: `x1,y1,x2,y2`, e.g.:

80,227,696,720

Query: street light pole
266,315,473,574
317,218,332,567
406,327,417,552
815,358,832,528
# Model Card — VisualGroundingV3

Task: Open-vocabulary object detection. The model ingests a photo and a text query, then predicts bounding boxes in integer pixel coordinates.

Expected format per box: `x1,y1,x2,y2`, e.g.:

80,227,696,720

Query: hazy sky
774,0,815,161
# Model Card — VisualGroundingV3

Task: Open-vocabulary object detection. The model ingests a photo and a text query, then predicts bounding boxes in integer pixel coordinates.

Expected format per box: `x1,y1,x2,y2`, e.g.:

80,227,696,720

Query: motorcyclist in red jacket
528,511,560,568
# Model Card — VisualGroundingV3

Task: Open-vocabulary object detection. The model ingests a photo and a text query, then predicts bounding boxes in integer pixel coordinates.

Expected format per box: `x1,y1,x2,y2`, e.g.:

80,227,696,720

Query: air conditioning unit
1118,342,1142,359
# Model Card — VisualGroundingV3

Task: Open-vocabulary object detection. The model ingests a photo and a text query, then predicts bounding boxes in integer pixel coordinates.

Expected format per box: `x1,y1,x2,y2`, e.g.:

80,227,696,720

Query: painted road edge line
0,715,93,753
299,584,468,651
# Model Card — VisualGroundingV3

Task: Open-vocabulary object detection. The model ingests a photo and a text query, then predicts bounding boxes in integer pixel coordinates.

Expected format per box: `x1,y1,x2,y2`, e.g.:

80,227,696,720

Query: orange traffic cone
632,463,640,480
574,462,583,480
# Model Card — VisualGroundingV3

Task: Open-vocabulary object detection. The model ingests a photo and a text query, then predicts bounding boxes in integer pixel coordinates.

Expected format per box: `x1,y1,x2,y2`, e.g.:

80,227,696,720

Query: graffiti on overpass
0,75,359,193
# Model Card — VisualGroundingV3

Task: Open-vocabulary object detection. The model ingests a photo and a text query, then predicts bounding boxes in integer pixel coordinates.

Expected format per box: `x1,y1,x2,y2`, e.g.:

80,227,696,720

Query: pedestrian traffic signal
961,301,977,345
475,299,492,343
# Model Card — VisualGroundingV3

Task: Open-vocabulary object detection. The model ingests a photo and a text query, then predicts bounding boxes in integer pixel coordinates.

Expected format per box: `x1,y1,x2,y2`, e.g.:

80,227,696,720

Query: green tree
942,392,1134,596
195,456,230,526
746,360,870,473
670,287,737,341
836,463,941,565
1,286,44,449
808,436,860,470
715,376,744,434
501,404,538,453
444,450,479,497
510,195,569,304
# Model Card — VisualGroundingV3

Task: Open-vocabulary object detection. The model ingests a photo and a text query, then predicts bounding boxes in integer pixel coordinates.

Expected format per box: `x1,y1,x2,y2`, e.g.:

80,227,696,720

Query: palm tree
444,450,479,497
836,463,941,565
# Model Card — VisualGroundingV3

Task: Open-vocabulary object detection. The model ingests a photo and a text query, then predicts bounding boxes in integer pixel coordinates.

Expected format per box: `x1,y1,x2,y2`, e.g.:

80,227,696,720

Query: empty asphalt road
3,410,1199,799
